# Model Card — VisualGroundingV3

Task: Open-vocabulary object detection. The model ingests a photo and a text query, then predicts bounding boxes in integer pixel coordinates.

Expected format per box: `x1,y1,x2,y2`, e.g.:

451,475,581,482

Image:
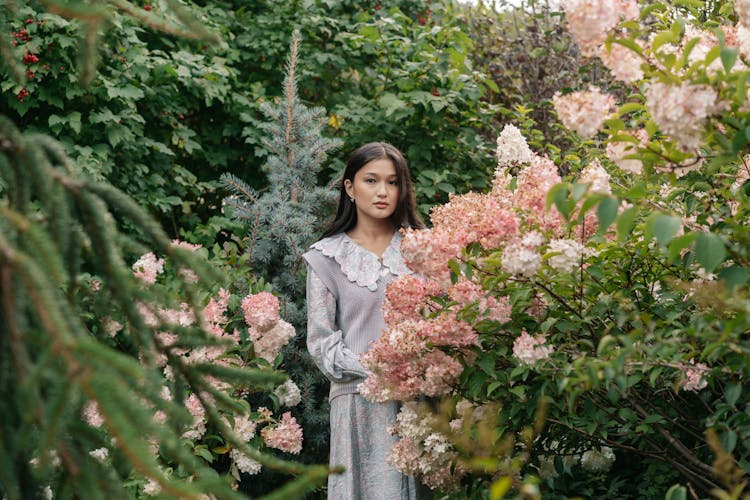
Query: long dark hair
322,142,424,238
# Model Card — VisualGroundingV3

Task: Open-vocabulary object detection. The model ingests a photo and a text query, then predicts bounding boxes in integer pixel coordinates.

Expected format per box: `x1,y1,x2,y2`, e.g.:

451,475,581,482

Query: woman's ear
344,179,354,199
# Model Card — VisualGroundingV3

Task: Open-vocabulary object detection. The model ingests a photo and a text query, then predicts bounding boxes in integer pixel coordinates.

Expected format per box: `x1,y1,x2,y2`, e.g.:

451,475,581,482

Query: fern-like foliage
0,116,331,499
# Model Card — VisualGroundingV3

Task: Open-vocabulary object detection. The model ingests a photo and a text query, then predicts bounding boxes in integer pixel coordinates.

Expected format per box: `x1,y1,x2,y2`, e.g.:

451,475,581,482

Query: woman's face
344,158,399,222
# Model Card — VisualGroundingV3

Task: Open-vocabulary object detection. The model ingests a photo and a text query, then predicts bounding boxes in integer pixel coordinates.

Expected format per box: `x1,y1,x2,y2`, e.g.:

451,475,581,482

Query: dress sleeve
306,266,369,383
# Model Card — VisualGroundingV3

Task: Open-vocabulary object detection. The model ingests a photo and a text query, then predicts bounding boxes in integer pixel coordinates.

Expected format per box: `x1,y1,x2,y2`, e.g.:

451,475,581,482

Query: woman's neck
347,218,395,242
346,219,396,259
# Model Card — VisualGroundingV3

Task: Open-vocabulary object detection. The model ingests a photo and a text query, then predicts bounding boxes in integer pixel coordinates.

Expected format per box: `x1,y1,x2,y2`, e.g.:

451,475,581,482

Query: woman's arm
306,267,369,383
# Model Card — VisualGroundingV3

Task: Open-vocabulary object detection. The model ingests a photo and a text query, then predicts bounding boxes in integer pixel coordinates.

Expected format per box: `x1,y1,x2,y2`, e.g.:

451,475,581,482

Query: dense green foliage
1,0,497,229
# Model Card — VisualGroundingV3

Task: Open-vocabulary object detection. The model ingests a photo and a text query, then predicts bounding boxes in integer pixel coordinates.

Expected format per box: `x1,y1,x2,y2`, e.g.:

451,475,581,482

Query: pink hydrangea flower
241,292,280,332
598,43,644,83
562,0,639,56
449,280,513,324
645,82,722,152
512,331,554,364
261,412,303,454
503,155,564,233
606,129,648,175
250,319,295,363
383,275,441,327
552,86,616,139
431,192,519,250
83,400,104,428
202,288,231,338
678,359,709,392
132,252,165,284
401,227,462,285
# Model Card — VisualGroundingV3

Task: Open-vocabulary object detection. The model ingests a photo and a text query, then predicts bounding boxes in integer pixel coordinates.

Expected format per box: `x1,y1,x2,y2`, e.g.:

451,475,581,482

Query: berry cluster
17,88,29,102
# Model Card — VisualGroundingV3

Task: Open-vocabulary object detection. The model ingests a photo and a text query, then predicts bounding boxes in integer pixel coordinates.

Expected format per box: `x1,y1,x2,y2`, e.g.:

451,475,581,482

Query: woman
302,142,424,499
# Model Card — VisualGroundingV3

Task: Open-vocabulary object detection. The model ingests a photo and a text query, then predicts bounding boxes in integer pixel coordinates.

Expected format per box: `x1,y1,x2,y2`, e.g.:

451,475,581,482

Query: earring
350,197,355,203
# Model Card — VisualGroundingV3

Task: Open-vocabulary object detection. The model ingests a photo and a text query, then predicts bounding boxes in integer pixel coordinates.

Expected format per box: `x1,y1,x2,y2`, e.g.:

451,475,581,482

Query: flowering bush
360,1,750,496
81,241,305,495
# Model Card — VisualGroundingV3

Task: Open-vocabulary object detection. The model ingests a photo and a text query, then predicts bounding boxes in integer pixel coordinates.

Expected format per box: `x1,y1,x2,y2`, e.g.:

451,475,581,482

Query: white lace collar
310,231,412,291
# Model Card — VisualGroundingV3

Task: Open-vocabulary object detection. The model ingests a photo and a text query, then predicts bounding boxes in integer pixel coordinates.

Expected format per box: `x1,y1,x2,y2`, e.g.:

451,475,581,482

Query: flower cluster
496,123,534,167
598,43,643,83
546,239,585,274
580,446,616,472
562,0,639,56
552,86,616,139
512,331,554,365
605,129,648,175
678,359,709,392
121,249,300,488
383,274,441,327
274,379,302,407
132,252,165,284
644,82,722,152
387,402,465,491
260,412,303,454
359,314,474,401
241,291,280,331
430,192,519,250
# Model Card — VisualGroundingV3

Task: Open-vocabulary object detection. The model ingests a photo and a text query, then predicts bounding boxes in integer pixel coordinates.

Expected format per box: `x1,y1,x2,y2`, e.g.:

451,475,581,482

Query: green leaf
571,182,588,202
725,383,741,406
617,207,639,242
646,213,681,246
721,429,738,454
490,476,512,500
548,184,572,220
720,47,738,73
694,233,726,273
667,233,697,263
487,381,504,397
665,485,687,500
597,197,619,233
624,182,647,200
718,266,749,290
618,102,646,114
379,93,407,117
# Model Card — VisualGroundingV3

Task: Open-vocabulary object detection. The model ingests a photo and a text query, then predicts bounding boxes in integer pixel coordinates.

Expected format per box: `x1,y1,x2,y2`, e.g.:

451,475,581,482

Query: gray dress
303,232,420,500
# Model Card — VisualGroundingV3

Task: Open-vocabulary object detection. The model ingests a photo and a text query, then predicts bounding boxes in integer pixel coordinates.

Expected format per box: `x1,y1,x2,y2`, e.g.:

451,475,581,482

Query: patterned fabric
304,231,422,500
310,232,410,291
328,394,420,500
306,269,369,382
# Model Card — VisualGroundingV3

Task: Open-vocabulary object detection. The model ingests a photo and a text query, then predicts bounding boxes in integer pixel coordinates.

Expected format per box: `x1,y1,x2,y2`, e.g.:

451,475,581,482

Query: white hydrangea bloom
274,379,302,407
231,449,262,475
496,124,533,167
580,446,615,472
502,242,542,278
547,239,585,273
88,448,109,462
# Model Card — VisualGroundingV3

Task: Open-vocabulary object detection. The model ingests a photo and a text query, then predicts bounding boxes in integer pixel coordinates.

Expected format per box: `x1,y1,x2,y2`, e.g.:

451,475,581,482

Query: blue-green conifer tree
222,33,342,493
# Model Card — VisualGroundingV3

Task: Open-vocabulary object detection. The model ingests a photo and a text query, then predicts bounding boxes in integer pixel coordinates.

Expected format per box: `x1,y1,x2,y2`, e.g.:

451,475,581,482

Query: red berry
431,88,439,96
144,4,152,10
23,53,39,64
25,70,34,79
418,17,426,25
178,114,185,120
17,88,29,102
375,4,381,9
25,18,33,24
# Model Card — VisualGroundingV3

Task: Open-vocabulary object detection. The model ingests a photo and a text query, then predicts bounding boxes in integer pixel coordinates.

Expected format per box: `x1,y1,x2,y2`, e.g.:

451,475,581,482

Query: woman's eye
366,178,376,183
389,180,398,185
